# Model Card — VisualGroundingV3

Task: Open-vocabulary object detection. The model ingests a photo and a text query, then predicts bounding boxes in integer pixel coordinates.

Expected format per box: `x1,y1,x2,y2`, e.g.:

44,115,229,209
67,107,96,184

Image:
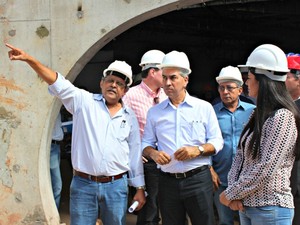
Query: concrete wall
0,0,209,224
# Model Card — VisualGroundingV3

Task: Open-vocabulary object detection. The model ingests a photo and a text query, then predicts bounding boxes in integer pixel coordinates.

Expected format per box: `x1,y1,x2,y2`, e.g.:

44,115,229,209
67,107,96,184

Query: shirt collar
140,81,160,98
183,92,194,107
93,94,104,101
93,94,130,114
161,91,193,109
217,99,245,112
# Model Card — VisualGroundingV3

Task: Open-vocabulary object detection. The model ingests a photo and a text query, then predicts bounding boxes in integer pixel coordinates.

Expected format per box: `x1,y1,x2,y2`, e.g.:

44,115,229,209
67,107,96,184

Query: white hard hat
238,44,289,82
139,50,165,71
160,51,192,75
216,66,243,86
103,60,133,86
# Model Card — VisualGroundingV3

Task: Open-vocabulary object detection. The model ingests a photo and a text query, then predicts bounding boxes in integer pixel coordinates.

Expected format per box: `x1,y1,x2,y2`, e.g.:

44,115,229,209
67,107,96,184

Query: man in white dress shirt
6,43,145,225
142,51,223,225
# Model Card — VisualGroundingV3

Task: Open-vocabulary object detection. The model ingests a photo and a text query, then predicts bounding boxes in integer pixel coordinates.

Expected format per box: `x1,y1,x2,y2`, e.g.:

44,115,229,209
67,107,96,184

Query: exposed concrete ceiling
76,0,300,100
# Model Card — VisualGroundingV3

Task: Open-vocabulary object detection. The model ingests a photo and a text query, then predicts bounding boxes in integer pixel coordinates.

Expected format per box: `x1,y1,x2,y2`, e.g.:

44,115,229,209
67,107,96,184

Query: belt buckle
175,172,186,179
95,176,108,183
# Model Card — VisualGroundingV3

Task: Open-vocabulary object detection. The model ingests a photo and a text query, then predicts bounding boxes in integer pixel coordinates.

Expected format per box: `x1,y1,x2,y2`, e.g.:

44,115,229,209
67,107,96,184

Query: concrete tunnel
1,0,300,224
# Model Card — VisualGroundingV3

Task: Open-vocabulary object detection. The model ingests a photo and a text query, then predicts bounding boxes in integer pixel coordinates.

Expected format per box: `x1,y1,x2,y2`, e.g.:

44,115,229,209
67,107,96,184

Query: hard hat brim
103,68,133,86
238,64,289,73
158,64,192,75
216,76,243,85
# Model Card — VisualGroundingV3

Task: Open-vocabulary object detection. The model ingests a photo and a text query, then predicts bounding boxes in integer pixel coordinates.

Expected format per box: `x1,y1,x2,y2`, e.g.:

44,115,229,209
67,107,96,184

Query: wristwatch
198,145,205,156
136,186,146,190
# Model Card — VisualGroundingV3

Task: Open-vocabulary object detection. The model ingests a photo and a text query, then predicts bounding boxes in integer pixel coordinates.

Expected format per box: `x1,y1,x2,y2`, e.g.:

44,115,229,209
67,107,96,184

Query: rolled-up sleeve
141,108,157,150
48,73,80,114
127,109,145,187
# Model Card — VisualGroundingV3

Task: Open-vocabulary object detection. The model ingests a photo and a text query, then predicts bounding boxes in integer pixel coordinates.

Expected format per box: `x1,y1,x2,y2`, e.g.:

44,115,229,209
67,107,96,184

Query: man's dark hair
141,67,159,79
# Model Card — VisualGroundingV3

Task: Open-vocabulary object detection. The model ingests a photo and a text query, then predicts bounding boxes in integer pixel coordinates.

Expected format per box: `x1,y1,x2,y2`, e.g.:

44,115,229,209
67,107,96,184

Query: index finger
237,201,244,211
5,43,16,50
174,147,185,155
159,152,171,162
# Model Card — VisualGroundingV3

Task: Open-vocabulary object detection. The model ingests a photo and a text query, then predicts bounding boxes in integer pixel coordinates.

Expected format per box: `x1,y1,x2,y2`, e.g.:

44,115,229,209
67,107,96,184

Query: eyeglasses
218,85,240,92
290,69,300,76
104,78,126,89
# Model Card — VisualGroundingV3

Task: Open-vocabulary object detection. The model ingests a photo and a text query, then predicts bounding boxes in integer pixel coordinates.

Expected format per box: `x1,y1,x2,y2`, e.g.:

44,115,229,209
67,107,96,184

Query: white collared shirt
142,92,223,173
48,73,144,187
52,113,64,141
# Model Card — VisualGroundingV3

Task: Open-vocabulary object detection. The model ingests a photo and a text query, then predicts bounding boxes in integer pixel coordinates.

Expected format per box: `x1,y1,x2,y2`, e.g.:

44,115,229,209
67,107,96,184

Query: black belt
160,165,209,179
51,140,61,145
145,158,155,163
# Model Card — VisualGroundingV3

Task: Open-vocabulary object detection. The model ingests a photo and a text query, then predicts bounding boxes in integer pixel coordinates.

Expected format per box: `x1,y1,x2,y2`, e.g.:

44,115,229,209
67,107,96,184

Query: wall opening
53,0,300,223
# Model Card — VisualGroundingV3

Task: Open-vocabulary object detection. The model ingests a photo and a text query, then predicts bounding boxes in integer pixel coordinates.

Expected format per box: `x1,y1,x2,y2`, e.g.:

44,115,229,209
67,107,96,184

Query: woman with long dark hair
220,44,300,225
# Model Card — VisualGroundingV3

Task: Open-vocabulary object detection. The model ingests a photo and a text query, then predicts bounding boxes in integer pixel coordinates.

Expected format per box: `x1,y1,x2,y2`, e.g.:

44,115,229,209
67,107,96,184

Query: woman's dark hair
239,72,300,160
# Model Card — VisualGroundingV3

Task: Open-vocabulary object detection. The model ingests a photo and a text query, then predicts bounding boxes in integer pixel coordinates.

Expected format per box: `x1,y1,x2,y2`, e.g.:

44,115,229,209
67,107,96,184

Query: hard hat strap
106,70,129,84
252,68,287,82
142,63,159,71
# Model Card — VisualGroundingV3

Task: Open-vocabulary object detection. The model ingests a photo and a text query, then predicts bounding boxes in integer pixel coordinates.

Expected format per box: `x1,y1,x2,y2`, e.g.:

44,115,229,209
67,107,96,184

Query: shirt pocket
181,119,206,140
116,120,131,141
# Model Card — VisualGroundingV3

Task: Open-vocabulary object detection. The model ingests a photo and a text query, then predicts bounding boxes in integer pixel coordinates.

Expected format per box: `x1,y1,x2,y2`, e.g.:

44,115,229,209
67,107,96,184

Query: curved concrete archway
1,0,209,224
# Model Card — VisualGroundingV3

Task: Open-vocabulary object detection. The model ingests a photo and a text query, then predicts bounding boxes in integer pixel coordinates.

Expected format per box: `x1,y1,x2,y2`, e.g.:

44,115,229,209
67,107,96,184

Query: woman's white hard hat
238,44,289,82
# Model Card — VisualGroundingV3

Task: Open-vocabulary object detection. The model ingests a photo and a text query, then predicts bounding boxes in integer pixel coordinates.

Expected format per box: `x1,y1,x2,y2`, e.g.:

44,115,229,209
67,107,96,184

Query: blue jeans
136,160,160,225
214,185,238,225
50,143,62,209
159,167,215,225
239,206,294,225
70,174,128,225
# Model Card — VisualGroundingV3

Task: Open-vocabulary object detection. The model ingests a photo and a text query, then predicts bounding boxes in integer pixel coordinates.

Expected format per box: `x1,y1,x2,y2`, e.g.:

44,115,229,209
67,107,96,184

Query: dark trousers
136,161,160,225
293,193,300,225
159,167,215,225
293,102,300,225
